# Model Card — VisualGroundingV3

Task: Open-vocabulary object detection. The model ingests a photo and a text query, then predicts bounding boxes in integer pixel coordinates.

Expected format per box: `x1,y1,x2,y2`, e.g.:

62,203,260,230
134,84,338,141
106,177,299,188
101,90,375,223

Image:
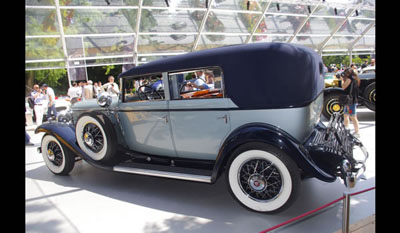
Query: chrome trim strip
113,166,212,183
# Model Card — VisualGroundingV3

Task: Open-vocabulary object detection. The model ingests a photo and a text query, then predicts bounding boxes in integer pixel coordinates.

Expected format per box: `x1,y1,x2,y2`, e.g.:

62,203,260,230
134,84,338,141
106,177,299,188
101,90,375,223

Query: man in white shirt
31,84,46,125
67,82,81,104
102,76,120,96
42,84,58,120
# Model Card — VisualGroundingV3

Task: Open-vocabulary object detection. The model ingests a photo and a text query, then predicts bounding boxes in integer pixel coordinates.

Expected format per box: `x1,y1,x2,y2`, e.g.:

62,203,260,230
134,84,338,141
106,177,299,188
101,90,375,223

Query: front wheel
226,143,300,213
41,134,75,175
75,112,117,163
322,93,344,119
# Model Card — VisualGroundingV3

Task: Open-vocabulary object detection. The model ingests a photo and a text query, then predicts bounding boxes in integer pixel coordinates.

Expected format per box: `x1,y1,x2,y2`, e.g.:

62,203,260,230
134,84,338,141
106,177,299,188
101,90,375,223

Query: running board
113,162,212,183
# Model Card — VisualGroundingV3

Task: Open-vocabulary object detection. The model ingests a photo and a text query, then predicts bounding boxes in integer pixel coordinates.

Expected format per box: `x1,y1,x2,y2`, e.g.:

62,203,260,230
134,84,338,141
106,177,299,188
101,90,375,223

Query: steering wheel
138,84,163,100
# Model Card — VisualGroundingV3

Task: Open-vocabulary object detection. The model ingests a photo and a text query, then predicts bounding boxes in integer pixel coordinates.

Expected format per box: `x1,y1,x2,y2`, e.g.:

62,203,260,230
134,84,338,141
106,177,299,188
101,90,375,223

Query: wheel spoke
239,159,283,202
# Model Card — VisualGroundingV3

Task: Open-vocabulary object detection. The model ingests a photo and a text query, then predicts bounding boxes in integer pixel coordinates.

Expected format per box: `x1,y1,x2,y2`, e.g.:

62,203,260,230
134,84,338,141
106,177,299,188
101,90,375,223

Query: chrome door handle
218,114,228,124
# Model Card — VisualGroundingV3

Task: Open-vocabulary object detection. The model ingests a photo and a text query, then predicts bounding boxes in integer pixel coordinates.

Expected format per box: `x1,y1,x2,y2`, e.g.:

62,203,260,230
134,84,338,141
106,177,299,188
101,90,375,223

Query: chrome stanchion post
342,192,351,233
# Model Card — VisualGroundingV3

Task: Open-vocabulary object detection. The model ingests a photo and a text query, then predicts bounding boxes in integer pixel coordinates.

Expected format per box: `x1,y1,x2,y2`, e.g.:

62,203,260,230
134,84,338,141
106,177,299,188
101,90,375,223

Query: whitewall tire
75,113,117,163
41,134,75,175
226,143,300,213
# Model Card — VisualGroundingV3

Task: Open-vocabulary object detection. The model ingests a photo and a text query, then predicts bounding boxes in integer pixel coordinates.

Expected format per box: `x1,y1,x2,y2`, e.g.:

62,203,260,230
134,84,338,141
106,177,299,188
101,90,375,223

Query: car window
123,73,165,102
168,67,224,100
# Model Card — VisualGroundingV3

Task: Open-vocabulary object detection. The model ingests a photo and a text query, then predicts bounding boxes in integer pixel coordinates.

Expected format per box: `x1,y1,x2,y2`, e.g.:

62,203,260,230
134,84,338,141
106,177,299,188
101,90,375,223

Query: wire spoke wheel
41,134,75,175
239,159,283,202
47,141,63,167
82,123,104,153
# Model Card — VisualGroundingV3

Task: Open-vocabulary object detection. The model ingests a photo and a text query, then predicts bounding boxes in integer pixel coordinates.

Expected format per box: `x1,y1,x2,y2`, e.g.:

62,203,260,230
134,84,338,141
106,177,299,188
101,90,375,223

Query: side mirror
97,92,112,108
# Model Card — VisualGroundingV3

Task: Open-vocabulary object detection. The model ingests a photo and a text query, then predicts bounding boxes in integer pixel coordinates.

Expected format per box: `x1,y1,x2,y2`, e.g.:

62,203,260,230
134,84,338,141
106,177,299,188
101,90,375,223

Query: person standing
42,84,58,120
83,80,94,100
68,82,81,104
31,84,46,125
341,68,361,138
102,76,119,96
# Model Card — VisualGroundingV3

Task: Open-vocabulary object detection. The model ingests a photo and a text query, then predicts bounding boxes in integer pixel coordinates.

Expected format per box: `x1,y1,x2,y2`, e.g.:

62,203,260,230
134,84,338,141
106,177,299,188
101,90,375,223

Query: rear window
168,67,224,100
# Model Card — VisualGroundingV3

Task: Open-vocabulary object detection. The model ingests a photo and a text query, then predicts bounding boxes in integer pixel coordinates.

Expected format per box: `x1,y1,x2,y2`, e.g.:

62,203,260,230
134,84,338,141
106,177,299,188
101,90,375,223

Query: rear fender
211,123,336,183
35,122,113,171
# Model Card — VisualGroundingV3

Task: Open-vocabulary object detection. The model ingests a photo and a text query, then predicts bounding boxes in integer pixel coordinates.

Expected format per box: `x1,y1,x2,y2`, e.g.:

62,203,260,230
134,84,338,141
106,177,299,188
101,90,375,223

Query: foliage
322,55,371,67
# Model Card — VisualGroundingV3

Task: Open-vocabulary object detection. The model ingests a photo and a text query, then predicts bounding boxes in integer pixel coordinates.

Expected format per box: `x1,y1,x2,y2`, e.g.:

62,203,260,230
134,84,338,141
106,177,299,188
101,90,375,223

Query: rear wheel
41,134,75,175
226,143,300,213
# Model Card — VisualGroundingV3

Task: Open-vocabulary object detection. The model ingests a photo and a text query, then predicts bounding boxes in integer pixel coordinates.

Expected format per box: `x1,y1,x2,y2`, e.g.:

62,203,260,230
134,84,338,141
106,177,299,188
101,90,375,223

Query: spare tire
75,112,117,163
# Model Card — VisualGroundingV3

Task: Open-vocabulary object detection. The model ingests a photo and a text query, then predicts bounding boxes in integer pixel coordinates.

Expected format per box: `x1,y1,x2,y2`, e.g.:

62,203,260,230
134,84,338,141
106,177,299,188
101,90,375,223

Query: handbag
338,79,354,106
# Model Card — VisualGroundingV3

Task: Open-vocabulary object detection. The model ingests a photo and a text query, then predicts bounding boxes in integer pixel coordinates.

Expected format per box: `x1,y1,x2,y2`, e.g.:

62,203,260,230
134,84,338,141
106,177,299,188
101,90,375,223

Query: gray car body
71,73,323,161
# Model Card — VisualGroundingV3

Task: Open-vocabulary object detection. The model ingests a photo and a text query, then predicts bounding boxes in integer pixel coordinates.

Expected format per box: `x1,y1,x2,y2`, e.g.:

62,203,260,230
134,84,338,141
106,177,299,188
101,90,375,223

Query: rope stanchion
259,187,375,233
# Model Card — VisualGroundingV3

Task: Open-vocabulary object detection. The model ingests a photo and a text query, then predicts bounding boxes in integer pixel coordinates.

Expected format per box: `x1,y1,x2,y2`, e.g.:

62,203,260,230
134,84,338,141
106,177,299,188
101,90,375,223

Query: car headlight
57,110,73,123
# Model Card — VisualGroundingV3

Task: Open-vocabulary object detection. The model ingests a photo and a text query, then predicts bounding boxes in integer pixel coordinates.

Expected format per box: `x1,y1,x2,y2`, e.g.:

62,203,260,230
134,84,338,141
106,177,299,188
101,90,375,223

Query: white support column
133,0,144,65
54,0,71,87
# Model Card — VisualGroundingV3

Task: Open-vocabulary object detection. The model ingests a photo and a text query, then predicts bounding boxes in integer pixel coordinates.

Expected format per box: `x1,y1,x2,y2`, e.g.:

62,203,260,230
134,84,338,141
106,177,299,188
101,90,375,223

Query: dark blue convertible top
119,42,324,109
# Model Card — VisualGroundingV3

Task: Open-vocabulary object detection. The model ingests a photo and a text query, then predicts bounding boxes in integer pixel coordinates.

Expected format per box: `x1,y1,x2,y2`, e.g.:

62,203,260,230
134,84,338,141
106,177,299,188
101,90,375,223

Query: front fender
35,122,113,171
324,87,345,96
211,123,336,183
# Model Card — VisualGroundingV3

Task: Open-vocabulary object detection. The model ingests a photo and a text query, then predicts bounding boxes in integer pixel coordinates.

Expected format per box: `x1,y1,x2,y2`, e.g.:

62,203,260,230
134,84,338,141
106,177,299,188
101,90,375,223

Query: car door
167,68,231,160
118,75,176,157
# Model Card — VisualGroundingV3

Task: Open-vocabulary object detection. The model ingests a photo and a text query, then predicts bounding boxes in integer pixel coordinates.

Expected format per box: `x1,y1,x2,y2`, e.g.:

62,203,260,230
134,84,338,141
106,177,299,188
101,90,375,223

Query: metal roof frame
26,0,375,74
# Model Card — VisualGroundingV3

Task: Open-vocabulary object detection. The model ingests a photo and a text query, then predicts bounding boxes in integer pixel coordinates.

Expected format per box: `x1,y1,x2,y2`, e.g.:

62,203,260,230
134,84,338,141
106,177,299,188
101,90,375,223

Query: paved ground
25,107,375,233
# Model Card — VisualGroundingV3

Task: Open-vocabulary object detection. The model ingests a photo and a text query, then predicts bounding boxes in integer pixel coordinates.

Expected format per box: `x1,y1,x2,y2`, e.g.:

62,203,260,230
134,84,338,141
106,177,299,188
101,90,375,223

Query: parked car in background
322,67,375,118
35,43,368,213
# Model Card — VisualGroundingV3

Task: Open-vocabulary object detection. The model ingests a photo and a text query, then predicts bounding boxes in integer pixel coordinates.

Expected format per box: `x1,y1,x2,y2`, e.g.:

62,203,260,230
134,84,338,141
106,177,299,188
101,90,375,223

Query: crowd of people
27,76,119,126
67,76,120,104
325,58,375,74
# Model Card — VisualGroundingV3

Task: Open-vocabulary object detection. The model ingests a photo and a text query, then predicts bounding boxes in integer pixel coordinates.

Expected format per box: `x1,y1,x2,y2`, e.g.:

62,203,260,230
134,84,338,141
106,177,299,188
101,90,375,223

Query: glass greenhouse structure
26,0,375,82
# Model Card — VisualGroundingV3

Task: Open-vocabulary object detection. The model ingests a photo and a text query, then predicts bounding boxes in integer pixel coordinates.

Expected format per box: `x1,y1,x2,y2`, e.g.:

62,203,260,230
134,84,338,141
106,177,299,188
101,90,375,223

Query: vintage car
323,67,375,118
35,43,368,213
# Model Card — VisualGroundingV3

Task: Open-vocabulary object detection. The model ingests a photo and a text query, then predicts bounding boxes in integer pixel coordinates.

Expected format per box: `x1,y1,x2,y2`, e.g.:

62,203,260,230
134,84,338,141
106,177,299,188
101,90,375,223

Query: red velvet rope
259,187,375,233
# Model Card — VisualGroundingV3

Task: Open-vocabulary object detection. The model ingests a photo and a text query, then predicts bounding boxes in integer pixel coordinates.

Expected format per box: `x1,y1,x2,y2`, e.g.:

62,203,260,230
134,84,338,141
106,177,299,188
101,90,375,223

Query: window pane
301,17,344,35
291,36,327,50
139,9,202,33
26,37,64,60
196,35,248,50
26,61,65,70
142,0,204,8
203,11,258,33
337,18,374,35
124,73,164,102
138,34,195,54
262,14,306,34
26,0,54,6
267,2,308,15
169,67,224,100
61,9,137,34
26,9,60,36
60,0,139,6
212,0,265,11
324,36,357,50
352,36,375,51
83,35,135,57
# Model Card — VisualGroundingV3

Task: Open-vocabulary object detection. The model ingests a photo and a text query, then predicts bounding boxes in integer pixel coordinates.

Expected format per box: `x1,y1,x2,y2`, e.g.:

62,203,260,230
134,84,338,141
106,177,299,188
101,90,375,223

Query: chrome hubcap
249,174,266,191
239,159,283,202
